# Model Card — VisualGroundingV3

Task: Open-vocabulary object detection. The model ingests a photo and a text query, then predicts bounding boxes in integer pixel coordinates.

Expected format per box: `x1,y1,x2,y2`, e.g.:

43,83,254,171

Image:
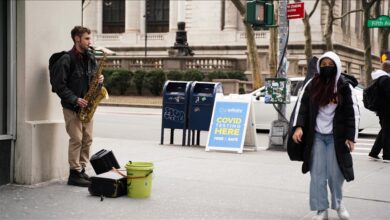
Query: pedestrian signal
246,0,275,28
380,51,390,63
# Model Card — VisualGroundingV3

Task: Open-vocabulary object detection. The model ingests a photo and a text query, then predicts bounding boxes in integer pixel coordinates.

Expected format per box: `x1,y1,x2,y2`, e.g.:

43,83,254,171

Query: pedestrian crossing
353,137,375,157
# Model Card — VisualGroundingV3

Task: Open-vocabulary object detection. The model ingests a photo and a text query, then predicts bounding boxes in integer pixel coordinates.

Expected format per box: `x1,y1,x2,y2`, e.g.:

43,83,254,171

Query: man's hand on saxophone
98,75,104,84
76,98,88,108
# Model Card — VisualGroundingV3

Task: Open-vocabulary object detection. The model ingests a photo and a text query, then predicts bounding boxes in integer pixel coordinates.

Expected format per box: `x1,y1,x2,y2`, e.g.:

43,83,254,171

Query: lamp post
144,14,148,57
144,0,151,57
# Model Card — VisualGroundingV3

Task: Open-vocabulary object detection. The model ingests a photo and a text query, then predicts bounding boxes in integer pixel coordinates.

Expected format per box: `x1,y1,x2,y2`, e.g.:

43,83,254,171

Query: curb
100,103,162,109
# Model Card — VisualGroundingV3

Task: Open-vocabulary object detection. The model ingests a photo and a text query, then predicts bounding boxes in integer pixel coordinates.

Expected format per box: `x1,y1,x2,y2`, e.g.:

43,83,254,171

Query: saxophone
78,51,109,123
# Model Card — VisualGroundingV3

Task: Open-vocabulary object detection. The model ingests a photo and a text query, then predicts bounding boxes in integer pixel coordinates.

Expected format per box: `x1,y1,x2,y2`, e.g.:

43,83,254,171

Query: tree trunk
244,24,262,89
269,28,278,76
302,11,313,65
269,2,278,77
380,29,390,52
362,0,378,84
324,1,335,51
231,0,262,89
363,8,372,84
376,0,390,52
294,0,320,73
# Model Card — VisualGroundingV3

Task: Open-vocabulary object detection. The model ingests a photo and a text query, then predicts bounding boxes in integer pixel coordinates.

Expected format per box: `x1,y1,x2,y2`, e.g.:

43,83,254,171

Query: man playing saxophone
51,26,104,187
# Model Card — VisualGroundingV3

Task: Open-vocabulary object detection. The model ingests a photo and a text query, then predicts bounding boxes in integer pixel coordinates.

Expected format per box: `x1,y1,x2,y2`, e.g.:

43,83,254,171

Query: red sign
287,2,305,19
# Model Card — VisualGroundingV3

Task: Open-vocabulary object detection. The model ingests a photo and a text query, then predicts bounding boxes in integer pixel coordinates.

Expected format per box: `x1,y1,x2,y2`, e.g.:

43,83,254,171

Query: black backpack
363,77,383,112
48,51,75,92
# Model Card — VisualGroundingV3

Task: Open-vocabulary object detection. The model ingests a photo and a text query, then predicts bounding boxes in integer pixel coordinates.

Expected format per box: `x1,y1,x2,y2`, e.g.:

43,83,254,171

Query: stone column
96,0,102,33
125,0,140,32
169,0,178,31
177,0,185,22
224,0,238,31
140,0,146,34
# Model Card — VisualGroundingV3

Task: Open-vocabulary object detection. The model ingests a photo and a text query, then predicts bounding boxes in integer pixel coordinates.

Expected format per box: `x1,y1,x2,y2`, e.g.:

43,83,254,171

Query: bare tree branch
334,9,363,20
369,0,379,8
230,0,245,15
293,0,320,18
309,0,320,18
324,0,331,7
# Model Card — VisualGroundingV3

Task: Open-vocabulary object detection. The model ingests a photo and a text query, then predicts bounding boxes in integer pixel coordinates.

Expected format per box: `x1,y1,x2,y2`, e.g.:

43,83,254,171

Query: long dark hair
310,74,338,106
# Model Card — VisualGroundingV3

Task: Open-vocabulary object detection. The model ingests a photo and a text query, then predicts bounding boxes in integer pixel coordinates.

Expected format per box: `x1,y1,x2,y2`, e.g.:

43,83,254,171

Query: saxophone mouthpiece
90,45,115,55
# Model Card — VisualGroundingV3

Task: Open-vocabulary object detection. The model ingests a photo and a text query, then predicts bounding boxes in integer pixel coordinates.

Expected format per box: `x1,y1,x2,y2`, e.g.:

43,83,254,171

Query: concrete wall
15,0,81,184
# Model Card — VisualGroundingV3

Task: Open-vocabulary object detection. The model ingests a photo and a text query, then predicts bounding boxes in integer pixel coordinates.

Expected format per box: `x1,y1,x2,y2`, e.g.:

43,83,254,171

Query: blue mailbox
160,81,192,146
187,82,223,145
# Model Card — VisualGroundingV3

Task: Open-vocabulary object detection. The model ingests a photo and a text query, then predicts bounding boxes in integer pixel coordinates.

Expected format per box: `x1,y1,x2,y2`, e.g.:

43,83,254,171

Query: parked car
251,77,378,132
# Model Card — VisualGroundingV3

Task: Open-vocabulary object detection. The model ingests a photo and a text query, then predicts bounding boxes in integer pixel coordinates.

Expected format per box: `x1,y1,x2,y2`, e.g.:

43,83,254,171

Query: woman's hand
292,127,303,144
346,139,355,152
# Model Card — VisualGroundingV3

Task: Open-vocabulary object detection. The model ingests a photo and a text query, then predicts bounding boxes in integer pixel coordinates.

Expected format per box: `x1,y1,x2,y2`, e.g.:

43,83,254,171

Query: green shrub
208,71,229,81
227,71,247,81
167,70,184,81
110,70,132,95
144,69,166,96
183,69,204,81
133,70,146,95
238,87,246,94
102,69,115,93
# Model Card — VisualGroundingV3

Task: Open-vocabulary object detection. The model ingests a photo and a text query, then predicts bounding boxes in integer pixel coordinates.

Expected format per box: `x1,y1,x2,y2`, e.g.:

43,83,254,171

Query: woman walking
292,51,360,220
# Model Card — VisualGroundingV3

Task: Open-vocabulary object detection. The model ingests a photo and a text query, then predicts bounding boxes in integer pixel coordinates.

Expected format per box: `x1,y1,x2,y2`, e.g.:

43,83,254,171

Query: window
0,0,6,134
341,0,351,35
146,0,169,33
102,0,125,33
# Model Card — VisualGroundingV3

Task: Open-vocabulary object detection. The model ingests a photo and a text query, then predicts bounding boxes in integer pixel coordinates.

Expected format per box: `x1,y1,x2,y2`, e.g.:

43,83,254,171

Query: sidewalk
1,134,390,219
1,98,389,219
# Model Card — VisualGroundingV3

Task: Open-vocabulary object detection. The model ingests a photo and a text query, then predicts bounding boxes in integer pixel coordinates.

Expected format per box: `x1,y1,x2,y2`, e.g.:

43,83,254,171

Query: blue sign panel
207,101,249,151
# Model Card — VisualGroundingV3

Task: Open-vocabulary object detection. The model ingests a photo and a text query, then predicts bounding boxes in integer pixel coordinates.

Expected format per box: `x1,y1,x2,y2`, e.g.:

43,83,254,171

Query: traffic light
380,51,390,63
246,0,274,27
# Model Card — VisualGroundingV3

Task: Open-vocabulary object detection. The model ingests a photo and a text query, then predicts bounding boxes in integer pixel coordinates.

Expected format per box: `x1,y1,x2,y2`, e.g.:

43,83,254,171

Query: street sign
368,15,390,28
287,2,304,20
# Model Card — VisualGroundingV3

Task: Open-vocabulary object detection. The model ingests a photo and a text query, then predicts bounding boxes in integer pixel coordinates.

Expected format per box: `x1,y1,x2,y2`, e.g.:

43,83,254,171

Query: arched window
146,0,170,33
102,0,125,33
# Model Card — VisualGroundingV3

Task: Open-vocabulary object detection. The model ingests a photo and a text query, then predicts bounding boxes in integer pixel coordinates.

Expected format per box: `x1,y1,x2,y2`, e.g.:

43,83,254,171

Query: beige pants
63,108,93,172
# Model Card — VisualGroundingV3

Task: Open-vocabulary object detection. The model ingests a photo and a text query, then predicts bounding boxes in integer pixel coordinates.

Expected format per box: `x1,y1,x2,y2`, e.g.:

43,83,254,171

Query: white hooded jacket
315,51,342,134
371,69,389,80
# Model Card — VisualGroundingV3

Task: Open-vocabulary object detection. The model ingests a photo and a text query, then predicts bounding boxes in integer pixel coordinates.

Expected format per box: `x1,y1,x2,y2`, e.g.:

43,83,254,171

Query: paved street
0,106,389,220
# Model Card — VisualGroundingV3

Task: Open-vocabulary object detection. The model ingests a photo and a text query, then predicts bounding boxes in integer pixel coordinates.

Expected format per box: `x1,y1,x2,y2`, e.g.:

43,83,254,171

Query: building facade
84,0,388,82
1,0,81,185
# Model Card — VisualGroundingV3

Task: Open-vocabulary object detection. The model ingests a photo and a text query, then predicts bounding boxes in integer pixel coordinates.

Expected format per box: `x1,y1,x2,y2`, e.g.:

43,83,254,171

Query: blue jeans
310,132,345,211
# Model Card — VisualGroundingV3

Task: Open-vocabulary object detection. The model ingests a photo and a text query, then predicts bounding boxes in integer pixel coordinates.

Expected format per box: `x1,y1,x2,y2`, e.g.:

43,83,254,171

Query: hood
341,73,358,87
317,51,342,92
371,69,389,80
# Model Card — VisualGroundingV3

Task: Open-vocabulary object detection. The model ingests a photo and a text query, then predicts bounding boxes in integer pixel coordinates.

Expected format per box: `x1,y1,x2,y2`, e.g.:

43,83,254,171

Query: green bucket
125,161,154,198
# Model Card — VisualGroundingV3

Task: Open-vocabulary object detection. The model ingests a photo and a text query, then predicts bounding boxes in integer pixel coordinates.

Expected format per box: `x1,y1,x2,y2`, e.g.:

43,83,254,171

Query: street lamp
144,0,151,57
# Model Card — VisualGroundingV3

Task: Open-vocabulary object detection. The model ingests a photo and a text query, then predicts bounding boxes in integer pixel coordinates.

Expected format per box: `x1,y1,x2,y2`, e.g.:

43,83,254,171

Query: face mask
320,66,337,78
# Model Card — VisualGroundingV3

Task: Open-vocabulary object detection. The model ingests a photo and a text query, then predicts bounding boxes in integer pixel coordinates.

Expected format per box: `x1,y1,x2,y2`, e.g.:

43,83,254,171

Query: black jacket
292,75,359,182
51,49,97,112
377,76,390,118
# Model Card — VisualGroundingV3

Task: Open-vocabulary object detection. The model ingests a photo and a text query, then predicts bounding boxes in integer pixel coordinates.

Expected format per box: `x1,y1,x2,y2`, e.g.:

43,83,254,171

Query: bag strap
67,50,76,75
